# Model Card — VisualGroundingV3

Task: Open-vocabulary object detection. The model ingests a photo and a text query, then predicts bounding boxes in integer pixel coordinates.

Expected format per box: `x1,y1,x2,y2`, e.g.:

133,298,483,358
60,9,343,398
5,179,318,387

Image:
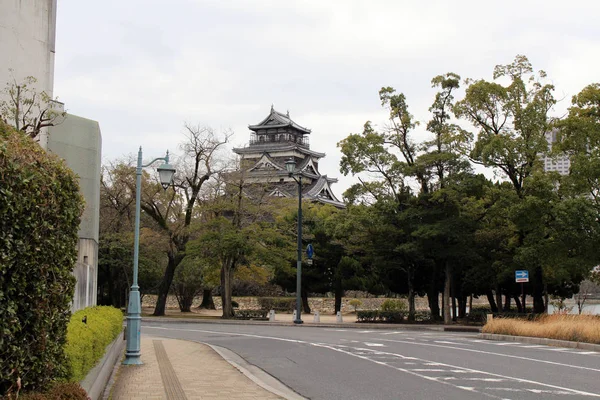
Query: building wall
48,114,102,311
543,130,570,175
0,0,57,148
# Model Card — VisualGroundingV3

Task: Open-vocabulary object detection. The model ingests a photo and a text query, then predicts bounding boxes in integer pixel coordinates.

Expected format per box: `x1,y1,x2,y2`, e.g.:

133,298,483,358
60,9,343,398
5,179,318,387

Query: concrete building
233,107,345,208
543,130,570,175
0,0,58,149
48,112,102,310
1,0,101,311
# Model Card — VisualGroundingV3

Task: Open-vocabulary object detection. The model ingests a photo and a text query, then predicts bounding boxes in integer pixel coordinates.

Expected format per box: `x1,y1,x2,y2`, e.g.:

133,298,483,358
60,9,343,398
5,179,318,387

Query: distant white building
1,0,101,311
543,130,570,175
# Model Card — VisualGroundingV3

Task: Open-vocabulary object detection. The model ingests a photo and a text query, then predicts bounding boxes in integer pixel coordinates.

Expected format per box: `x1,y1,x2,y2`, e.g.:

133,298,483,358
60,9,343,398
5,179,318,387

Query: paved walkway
110,336,284,400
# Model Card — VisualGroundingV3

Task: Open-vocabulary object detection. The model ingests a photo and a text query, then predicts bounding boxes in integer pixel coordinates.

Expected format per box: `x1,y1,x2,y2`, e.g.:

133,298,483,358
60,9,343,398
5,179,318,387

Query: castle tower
233,107,344,208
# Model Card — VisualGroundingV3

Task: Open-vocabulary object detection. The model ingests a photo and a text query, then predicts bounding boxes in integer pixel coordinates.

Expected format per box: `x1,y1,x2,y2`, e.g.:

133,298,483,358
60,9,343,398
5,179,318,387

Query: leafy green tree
455,55,557,312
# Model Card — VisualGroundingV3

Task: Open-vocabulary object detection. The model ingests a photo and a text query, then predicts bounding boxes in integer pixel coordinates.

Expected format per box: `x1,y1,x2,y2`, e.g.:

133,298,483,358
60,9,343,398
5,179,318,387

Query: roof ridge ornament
271,104,274,112
287,109,290,117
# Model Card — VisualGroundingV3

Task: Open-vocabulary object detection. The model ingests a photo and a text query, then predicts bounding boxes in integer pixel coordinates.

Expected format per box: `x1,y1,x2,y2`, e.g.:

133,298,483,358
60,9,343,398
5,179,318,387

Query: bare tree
141,124,232,316
0,74,65,141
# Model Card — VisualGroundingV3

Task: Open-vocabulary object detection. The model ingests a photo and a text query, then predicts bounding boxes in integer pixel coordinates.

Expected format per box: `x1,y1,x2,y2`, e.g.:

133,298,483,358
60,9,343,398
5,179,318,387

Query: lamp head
157,152,176,190
285,158,296,176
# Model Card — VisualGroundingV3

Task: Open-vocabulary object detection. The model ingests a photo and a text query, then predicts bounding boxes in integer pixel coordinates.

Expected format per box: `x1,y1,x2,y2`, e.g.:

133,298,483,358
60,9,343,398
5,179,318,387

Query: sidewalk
109,336,287,400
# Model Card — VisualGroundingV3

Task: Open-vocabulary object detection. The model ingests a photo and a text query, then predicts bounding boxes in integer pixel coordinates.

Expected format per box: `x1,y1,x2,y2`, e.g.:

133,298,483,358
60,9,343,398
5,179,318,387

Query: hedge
0,122,83,395
257,297,296,312
234,309,269,320
65,306,124,382
356,310,405,323
17,382,88,400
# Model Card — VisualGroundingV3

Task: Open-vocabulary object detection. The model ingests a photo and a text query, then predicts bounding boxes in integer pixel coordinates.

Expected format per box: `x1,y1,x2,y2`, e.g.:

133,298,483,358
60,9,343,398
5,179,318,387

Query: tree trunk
468,294,473,315
153,255,179,316
533,266,544,313
458,296,467,318
221,259,235,319
495,285,502,315
513,295,523,313
543,283,549,313
198,288,215,309
427,264,441,320
443,262,452,325
301,289,311,314
407,271,416,322
486,290,498,313
175,288,193,312
503,294,511,312
334,286,343,314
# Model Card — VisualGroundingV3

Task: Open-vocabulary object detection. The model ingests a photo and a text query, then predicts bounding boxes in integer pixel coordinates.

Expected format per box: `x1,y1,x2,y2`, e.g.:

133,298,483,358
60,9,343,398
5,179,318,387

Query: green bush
348,299,362,312
257,297,296,312
380,299,407,312
356,310,404,323
17,382,88,400
0,122,84,395
65,306,123,382
234,309,268,320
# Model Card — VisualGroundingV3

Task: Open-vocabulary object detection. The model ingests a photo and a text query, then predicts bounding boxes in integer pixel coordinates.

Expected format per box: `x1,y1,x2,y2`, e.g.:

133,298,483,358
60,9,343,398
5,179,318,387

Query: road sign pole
521,282,525,313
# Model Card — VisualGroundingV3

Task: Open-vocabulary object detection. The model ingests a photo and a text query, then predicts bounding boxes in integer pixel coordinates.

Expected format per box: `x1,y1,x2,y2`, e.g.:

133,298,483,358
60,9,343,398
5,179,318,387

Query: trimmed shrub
348,299,362,312
0,122,84,395
356,310,404,323
17,382,88,400
65,306,123,382
234,309,268,320
258,297,296,312
380,299,407,312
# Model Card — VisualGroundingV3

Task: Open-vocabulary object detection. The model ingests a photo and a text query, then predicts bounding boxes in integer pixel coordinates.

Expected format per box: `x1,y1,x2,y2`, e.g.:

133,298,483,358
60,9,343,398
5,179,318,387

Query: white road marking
374,337,600,373
380,331,405,335
363,342,385,347
143,325,600,398
435,340,468,345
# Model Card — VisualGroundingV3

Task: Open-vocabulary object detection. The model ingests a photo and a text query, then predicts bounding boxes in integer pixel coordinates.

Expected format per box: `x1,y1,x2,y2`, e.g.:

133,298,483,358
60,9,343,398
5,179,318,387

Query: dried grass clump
482,314,600,344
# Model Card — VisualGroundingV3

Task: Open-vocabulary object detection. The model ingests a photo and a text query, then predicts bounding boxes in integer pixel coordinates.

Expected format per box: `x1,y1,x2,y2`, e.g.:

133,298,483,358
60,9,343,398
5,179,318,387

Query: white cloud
53,0,600,195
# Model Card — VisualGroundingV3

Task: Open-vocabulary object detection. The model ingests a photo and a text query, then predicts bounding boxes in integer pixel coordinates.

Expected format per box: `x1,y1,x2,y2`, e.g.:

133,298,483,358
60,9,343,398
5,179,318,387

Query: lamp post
123,147,176,365
285,158,303,324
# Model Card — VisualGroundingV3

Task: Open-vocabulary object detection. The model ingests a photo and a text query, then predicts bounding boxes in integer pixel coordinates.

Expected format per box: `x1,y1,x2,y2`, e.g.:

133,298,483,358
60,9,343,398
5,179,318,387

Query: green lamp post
123,147,176,365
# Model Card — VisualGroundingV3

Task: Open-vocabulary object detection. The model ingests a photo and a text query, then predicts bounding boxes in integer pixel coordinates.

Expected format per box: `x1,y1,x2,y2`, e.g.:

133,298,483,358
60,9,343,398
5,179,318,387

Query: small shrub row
234,310,269,320
65,306,123,382
257,297,296,312
380,299,407,312
16,382,87,400
356,310,404,323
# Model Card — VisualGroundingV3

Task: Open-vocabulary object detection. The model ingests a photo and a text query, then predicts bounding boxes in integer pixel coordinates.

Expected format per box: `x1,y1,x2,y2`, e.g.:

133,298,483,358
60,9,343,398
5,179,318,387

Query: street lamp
123,147,176,365
285,158,303,324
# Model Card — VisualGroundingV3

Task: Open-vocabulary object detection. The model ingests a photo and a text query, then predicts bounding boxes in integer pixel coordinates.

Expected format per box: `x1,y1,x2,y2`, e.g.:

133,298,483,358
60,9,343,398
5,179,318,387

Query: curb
206,343,308,400
478,333,600,351
141,317,464,331
80,330,125,400
142,317,484,332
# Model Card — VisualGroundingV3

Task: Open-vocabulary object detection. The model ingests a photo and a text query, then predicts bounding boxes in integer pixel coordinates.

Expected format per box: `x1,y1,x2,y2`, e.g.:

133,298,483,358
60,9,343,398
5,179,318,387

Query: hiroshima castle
233,107,344,208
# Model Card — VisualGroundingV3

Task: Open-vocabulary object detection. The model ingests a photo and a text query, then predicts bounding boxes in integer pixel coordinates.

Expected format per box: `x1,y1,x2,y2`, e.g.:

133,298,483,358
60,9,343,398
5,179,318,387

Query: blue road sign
306,244,314,259
515,270,529,283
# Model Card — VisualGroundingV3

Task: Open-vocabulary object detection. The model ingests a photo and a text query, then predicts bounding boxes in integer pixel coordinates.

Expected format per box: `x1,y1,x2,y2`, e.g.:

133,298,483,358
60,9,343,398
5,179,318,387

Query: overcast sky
54,0,600,198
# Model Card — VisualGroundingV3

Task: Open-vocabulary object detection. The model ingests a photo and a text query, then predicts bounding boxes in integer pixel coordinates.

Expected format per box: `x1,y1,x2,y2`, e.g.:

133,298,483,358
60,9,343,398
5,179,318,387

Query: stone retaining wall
141,295,491,314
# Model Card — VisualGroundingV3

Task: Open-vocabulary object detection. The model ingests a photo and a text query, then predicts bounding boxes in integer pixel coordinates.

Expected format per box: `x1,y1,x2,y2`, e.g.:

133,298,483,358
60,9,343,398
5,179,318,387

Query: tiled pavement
110,336,283,400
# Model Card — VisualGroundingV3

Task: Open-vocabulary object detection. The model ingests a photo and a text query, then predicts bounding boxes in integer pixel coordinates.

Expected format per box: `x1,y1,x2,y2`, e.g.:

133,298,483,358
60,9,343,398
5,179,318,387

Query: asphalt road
142,322,600,400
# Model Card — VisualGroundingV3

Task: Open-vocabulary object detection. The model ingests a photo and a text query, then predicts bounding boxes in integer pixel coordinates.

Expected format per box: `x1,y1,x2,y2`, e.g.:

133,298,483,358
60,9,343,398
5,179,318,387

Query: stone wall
141,295,490,314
